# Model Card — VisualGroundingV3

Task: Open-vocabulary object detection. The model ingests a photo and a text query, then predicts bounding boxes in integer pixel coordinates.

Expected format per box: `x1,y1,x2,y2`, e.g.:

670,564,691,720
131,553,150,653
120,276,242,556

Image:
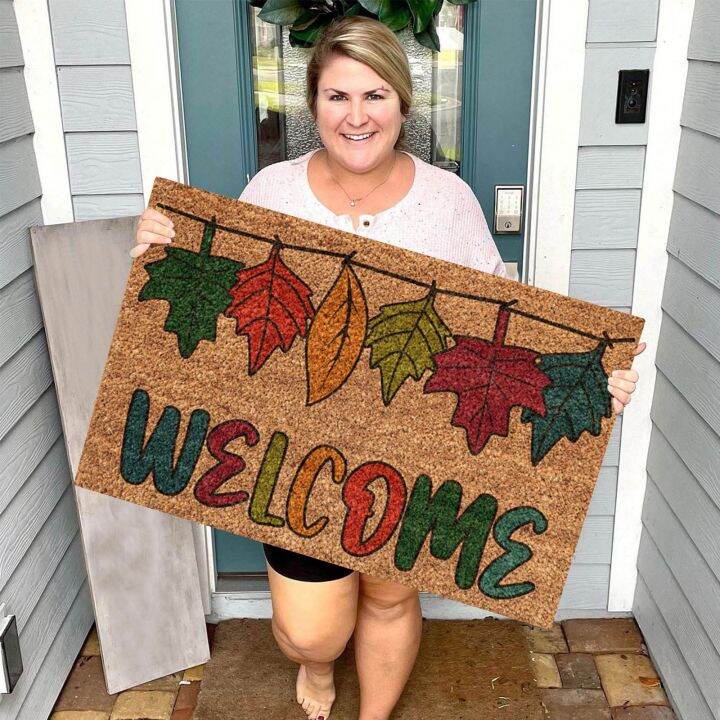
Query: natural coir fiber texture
73,177,645,628
193,618,545,720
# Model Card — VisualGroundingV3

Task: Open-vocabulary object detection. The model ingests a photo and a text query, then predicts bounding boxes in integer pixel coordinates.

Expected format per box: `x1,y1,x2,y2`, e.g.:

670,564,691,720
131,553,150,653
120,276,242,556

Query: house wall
49,0,144,220
0,2,94,719
632,0,720,718
558,0,658,614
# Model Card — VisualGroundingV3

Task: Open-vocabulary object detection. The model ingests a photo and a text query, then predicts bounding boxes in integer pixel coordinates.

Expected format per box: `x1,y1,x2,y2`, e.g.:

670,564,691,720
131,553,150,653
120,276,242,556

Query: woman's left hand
608,341,647,414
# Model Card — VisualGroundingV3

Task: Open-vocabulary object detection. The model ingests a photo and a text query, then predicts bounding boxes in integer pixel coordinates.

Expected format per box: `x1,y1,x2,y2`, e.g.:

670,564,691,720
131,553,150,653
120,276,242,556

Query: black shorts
263,543,354,582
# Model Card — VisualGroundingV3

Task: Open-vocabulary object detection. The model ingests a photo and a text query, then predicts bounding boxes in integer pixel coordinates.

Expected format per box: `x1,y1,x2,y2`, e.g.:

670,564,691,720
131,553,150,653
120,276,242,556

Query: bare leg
354,573,422,720
266,561,359,720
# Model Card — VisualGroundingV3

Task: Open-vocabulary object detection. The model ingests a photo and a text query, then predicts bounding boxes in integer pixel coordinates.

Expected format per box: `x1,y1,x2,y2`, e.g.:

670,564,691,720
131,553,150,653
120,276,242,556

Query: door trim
127,0,587,620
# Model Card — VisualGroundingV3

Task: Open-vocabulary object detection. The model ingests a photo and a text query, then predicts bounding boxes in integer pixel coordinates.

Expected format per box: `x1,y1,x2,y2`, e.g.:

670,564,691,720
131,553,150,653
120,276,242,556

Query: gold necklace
324,151,397,207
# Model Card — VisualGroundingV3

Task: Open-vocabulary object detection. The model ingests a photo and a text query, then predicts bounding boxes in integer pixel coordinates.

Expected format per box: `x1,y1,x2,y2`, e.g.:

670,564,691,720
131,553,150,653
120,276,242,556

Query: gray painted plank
73,193,145,221
637,533,720,716
634,575,715,720
0,386,63,517
0,438,70,589
650,369,720,510
49,0,130,65
662,255,720,363
0,331,53,443
558,563,609,610
58,65,136,132
574,516,613,564
656,313,720,439
0,135,42,216
0,67,33,143
642,478,720,649
572,189,641,249
30,218,208,693
588,467,617,516
667,194,720,292
0,199,43,291
0,545,89,718
681,60,720,140
0,486,79,631
65,132,142,195
579,47,654,146
0,0,23,68
586,0,659,43
0,269,43,368
605,415,622,465
568,248,635,306
646,427,720,581
688,0,720,63
674,127,720,216
576,146,645,189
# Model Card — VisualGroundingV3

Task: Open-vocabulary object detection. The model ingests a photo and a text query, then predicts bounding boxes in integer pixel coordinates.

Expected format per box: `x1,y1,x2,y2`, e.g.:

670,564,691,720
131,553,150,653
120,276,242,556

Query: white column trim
14,0,73,224
525,0,588,293
124,0,187,201
608,0,695,611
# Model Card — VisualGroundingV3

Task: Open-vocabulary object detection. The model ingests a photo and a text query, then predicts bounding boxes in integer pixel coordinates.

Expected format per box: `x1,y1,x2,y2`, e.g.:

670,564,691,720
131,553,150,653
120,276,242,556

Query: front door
174,0,537,576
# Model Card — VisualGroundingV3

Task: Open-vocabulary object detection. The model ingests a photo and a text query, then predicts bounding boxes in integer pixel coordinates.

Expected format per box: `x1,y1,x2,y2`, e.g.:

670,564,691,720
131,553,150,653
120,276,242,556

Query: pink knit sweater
238,148,508,279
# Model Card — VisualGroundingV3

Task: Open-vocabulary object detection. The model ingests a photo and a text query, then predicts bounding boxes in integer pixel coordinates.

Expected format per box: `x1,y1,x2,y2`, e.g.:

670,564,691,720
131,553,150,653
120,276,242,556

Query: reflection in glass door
248,4,467,173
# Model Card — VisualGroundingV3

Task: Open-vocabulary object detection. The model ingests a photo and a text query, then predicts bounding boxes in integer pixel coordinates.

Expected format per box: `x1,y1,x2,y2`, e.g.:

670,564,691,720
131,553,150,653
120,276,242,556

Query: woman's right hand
130,207,176,258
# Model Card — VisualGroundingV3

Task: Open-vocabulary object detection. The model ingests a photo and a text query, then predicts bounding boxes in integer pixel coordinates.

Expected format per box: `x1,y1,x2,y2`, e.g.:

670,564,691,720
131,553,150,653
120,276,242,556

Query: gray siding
558,0,658,614
49,0,144,220
633,0,720,718
0,2,94,719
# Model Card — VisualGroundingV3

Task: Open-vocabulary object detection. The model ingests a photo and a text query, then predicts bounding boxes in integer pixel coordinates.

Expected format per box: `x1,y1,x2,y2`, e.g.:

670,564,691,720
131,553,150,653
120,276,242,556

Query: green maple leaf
520,341,612,465
138,220,245,358
365,284,453,405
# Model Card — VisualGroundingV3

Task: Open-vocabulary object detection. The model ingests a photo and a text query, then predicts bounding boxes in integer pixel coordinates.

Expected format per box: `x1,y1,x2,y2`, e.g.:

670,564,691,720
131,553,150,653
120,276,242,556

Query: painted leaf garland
365,283,453,405
424,307,552,454
306,261,368,405
224,244,315,374
520,341,612,465
138,220,245,358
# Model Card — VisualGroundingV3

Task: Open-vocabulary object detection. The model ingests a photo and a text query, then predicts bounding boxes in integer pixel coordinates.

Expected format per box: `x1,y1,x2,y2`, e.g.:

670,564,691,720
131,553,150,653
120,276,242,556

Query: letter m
394,475,497,590
120,389,210,496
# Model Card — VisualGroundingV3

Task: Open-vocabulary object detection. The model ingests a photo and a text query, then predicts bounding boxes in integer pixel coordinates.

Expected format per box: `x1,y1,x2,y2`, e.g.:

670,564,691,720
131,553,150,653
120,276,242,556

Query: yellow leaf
306,263,367,404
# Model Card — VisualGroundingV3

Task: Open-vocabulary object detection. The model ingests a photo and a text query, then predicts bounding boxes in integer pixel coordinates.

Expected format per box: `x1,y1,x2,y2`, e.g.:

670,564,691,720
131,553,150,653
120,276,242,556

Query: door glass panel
249,6,466,173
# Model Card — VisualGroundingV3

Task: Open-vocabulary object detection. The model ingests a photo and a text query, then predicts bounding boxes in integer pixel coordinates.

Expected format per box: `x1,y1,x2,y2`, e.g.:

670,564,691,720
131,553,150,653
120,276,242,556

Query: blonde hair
306,16,413,148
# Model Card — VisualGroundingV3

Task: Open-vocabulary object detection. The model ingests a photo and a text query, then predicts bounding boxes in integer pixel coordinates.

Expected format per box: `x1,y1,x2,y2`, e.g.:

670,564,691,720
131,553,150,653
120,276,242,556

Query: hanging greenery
250,0,476,52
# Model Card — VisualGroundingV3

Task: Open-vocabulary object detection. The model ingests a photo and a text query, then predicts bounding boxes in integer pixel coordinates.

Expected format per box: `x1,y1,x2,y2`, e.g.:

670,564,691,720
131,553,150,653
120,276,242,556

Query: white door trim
14,0,74,224
125,0,588,620
607,0,695,612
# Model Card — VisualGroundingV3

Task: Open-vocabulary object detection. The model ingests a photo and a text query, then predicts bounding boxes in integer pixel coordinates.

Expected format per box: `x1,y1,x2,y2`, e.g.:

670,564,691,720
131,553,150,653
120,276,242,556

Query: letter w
120,388,210,496
394,475,497,590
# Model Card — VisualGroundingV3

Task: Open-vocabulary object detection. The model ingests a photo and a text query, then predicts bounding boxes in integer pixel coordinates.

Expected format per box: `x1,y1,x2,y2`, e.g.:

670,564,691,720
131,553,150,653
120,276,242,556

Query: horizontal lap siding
559,1,657,615
49,0,144,220
633,1,720,718
0,2,92,718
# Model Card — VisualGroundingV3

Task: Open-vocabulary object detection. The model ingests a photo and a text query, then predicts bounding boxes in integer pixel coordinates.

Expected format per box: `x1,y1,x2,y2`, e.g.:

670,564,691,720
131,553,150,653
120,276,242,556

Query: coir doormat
74,177,645,628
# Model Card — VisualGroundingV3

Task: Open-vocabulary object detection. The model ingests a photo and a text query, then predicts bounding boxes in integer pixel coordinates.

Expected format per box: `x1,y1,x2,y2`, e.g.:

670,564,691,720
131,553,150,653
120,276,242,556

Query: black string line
156,202,637,345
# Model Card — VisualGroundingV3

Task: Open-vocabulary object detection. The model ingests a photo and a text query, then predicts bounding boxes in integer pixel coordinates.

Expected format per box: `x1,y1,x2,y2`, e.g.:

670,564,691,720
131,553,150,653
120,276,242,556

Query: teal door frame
174,0,536,574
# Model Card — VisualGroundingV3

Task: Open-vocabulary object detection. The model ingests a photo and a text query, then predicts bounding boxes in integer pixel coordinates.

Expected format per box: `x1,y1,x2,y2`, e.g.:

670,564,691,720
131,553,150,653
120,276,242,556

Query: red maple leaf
424,307,551,454
224,244,315,374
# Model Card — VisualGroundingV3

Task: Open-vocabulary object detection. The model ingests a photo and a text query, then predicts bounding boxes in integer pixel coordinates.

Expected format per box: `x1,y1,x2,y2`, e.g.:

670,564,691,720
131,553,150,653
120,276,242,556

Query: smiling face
313,52,405,174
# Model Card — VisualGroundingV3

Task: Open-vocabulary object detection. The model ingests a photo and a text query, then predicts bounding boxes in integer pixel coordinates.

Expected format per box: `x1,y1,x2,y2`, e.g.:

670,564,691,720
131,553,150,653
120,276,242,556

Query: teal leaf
520,342,612,465
258,0,304,25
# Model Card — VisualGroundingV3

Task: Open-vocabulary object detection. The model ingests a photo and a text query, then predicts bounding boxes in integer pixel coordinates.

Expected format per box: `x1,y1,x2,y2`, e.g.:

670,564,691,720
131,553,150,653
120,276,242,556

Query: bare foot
296,662,336,720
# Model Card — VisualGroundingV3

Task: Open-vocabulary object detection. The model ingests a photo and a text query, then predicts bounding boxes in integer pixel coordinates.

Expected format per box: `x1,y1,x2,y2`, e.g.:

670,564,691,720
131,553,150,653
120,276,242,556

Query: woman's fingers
633,341,647,356
142,206,174,228
131,210,176,259
129,243,150,259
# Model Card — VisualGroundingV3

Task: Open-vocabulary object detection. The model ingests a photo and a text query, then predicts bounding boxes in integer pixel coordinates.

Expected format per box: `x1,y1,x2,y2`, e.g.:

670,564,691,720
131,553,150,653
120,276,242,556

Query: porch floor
49,617,677,720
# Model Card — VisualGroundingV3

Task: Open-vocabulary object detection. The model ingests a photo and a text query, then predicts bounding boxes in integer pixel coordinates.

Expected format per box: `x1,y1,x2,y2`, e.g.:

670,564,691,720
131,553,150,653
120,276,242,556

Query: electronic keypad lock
494,185,524,234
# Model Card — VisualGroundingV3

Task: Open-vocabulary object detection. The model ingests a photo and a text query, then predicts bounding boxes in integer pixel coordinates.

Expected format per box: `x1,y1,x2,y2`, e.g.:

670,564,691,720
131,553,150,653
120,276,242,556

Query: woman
132,16,644,720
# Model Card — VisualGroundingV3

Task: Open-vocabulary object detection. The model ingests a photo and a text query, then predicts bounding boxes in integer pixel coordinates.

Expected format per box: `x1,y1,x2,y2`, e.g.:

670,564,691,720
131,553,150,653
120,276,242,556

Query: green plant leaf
258,0,304,25
414,20,440,51
365,284,453,405
406,0,437,33
289,15,332,46
357,0,381,13
138,221,245,359
519,342,612,465
378,0,411,30
445,0,475,5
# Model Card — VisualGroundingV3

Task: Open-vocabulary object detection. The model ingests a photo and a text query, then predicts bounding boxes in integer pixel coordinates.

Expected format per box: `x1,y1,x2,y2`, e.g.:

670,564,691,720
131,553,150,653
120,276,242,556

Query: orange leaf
306,263,368,404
